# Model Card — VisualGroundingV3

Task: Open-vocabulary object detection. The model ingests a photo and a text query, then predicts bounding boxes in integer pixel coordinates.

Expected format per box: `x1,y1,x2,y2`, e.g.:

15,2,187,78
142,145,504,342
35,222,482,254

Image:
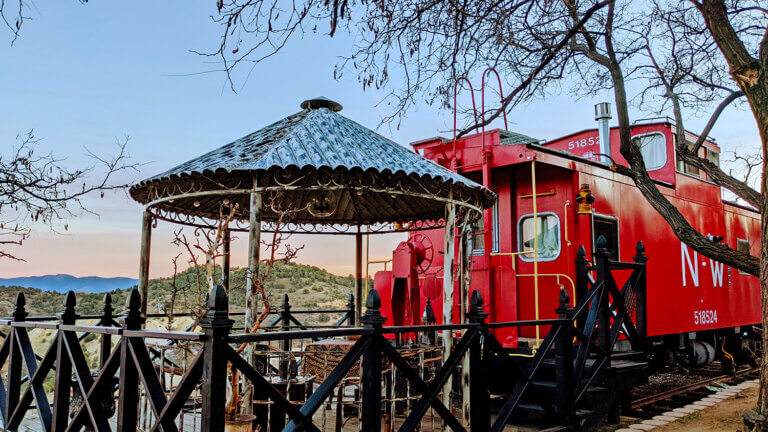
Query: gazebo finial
301,96,343,112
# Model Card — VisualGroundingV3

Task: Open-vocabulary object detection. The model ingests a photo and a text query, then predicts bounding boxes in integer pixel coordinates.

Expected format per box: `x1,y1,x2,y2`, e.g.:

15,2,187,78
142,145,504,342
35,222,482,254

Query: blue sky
0,1,760,278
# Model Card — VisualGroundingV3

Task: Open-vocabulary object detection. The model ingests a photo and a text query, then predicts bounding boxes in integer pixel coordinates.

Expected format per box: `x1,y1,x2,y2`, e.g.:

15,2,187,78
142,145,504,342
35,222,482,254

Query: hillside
0,261,357,318
0,275,138,293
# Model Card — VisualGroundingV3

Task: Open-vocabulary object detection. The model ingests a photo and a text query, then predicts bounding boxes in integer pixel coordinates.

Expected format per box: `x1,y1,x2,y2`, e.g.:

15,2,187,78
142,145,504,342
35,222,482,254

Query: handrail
452,77,479,170
515,273,577,307
485,318,567,328
607,260,645,270
532,159,540,346
228,327,372,343
488,251,528,272
564,200,572,247
58,324,121,335
123,329,205,341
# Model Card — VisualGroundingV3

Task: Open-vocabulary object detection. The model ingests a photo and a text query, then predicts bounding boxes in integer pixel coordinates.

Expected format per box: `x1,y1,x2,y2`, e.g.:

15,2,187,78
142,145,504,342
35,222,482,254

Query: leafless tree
171,227,218,322
1,0,88,44
165,252,183,331
1,130,138,261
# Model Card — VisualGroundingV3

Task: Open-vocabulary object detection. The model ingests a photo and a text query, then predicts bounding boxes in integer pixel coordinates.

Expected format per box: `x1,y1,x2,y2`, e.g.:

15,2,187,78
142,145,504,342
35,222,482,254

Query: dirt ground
642,387,756,432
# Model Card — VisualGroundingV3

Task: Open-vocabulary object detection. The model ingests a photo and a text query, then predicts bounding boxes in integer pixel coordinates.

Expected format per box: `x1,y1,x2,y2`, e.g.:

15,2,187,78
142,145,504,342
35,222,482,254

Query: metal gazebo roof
129,97,495,232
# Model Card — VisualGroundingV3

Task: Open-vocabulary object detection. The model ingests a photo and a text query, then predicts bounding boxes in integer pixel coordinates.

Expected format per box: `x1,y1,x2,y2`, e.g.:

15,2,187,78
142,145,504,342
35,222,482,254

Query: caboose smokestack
594,102,612,164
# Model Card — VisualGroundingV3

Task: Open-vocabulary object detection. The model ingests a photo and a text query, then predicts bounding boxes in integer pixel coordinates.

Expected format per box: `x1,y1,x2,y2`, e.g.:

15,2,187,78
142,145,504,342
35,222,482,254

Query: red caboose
375,105,760,369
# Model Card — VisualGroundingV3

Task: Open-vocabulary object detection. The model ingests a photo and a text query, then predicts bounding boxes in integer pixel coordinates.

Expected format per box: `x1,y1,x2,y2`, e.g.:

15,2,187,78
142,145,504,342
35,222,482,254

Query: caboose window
706,147,720,167
593,214,620,261
632,132,667,171
676,140,701,178
470,200,500,255
517,212,561,261
737,238,750,275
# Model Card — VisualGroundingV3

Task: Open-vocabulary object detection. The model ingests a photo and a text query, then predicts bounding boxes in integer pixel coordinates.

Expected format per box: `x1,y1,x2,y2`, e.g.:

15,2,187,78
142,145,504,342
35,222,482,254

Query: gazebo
129,97,495,331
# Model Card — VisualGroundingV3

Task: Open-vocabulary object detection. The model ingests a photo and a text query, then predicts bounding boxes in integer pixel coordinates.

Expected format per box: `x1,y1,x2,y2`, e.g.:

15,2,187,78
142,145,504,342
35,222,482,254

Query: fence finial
127,288,141,314
422,298,436,325
577,245,586,260
468,290,488,322
556,289,574,318
59,291,78,323
102,293,114,314
12,292,27,321
282,293,290,310
122,288,144,329
596,235,607,249
361,289,386,326
347,293,356,326
204,285,231,326
366,287,381,310
634,241,648,263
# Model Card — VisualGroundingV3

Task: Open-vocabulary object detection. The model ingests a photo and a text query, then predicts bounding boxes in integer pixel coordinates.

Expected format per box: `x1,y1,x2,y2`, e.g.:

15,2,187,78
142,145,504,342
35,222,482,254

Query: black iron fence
0,238,647,431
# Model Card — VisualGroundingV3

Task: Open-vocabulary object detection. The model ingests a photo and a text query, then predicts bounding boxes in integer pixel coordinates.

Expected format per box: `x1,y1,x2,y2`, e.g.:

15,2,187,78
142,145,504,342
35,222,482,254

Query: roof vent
301,97,343,112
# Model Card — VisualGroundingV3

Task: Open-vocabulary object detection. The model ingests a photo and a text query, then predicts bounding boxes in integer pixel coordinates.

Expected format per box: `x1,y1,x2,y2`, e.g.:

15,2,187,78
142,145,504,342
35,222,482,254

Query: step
542,357,647,370
531,380,607,394
605,359,647,371
611,350,645,361
517,402,593,418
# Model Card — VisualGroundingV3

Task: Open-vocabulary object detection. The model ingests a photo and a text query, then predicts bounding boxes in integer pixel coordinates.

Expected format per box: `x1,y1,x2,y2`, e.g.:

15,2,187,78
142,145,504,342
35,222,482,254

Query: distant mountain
0,274,138,294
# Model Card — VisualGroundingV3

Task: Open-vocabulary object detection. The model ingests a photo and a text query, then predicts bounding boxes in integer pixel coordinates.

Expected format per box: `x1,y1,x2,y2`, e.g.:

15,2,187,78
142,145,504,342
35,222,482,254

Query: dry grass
651,387,756,431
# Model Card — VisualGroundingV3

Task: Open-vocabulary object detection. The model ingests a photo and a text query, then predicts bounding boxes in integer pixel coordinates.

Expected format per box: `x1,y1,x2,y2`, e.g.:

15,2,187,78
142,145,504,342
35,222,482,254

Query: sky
0,1,761,279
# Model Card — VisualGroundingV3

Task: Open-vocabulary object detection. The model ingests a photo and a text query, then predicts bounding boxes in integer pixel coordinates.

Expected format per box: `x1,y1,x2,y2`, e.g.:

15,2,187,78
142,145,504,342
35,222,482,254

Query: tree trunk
757,110,768,429
747,84,768,428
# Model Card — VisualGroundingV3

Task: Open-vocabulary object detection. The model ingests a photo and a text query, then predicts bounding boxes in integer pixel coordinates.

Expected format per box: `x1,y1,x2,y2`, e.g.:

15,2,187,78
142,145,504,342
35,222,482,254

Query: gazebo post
355,226,364,324
459,227,471,425
222,227,231,292
243,185,262,414
138,210,152,317
442,195,456,413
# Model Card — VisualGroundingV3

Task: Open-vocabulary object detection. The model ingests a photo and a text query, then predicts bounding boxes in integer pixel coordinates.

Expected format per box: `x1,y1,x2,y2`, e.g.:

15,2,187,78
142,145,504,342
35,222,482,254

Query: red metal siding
378,126,760,349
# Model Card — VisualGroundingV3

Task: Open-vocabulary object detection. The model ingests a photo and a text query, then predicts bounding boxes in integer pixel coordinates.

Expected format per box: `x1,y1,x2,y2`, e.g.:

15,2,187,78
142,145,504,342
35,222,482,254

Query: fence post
6,293,27,421
555,289,576,427
633,241,648,341
117,289,143,432
100,293,114,368
201,285,235,432
422,298,437,345
347,293,356,326
280,293,291,378
574,246,590,332
594,235,611,364
360,289,386,432
468,291,490,432
52,292,78,432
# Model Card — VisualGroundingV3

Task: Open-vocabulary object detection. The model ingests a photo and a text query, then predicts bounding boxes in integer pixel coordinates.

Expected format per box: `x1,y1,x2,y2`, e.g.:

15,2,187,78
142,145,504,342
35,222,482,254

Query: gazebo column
442,196,456,413
243,187,262,414
138,210,152,317
246,190,263,329
459,228,471,425
355,226,364,323
222,227,231,292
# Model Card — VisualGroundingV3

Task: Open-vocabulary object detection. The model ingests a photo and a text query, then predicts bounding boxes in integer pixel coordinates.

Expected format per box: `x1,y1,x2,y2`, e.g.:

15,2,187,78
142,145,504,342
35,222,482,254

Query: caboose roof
499,130,540,146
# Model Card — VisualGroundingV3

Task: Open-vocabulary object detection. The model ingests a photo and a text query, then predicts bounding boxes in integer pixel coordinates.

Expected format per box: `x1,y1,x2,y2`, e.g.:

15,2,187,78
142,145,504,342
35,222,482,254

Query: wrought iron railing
0,237,647,432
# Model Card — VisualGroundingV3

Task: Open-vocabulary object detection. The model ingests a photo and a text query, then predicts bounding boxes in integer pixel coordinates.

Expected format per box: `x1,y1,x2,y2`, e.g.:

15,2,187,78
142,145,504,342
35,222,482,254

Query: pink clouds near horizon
0,212,405,280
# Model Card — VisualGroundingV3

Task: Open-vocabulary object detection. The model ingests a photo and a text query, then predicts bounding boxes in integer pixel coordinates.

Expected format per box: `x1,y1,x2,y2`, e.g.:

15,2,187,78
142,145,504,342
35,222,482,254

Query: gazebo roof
129,98,494,231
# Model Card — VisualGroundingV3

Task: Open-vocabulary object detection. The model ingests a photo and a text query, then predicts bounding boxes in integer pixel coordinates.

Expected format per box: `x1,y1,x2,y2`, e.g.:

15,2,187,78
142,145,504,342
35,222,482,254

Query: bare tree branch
0,130,140,260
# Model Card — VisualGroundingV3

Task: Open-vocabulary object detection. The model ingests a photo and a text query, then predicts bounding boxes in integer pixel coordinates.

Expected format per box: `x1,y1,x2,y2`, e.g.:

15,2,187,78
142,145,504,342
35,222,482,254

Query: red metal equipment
375,80,760,368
